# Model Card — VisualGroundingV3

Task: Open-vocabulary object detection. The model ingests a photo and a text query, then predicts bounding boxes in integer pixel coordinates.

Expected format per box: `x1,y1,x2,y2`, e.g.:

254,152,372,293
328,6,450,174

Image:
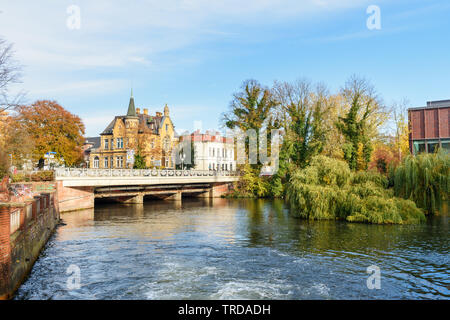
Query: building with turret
89,91,177,168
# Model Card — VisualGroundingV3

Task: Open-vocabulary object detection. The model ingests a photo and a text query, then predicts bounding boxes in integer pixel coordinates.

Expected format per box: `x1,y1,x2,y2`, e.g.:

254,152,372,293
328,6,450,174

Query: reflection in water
14,198,449,300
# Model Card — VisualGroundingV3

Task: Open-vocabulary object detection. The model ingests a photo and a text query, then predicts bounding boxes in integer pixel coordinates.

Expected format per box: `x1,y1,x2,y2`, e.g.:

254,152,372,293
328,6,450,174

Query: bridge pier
120,193,144,204
165,191,182,201
196,183,231,198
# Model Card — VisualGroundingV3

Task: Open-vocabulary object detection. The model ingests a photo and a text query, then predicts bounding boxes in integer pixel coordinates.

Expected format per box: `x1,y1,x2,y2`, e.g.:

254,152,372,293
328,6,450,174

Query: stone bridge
55,168,239,212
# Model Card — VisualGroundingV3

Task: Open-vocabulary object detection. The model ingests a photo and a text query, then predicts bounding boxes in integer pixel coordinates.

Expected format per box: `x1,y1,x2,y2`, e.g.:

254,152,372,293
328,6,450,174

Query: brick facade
408,100,450,154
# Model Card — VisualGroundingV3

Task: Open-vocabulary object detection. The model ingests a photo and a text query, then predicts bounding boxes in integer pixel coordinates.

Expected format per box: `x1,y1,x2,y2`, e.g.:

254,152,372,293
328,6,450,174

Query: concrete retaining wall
56,181,94,213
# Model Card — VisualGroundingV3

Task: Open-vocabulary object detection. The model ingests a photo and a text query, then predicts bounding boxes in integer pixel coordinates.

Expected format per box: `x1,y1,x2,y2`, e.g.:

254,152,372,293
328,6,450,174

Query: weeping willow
286,155,425,224
390,150,449,214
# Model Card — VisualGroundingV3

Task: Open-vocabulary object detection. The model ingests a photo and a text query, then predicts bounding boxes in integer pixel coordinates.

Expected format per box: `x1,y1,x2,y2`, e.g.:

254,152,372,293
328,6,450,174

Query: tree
14,100,85,166
336,76,386,171
391,99,410,161
133,154,146,169
0,37,24,114
391,150,449,215
268,79,330,197
2,113,34,168
321,94,346,159
133,133,148,169
221,79,278,169
0,37,24,176
272,79,328,168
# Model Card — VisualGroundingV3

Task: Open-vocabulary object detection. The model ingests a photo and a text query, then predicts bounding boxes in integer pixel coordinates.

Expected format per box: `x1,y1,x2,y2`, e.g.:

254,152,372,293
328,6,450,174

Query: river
14,198,449,300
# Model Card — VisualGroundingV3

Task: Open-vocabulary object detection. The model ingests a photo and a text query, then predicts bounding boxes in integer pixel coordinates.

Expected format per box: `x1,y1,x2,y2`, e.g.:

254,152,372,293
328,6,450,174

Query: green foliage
390,150,449,214
309,155,350,187
286,155,425,224
230,164,271,198
336,96,373,171
133,154,146,169
351,170,388,188
335,77,382,171
283,102,326,168
222,79,278,171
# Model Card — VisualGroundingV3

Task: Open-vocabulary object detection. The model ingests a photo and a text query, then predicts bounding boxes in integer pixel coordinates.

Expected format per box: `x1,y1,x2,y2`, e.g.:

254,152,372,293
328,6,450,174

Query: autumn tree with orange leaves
13,100,85,167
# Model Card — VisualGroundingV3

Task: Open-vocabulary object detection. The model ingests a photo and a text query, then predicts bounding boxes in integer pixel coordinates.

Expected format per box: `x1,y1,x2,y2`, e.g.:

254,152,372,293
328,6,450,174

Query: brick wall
0,206,11,298
0,191,59,299
410,107,450,140
439,107,449,138
211,183,232,198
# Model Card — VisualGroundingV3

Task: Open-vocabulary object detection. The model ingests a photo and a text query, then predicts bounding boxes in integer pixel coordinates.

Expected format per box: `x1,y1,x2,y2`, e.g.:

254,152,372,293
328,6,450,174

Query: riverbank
0,184,60,299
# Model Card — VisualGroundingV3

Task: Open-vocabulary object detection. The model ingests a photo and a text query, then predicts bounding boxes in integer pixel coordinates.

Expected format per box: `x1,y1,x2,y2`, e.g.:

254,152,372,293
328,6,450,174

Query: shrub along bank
285,156,425,224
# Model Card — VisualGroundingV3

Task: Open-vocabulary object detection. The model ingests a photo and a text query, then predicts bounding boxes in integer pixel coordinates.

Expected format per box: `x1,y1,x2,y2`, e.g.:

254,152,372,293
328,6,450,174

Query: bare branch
0,37,24,113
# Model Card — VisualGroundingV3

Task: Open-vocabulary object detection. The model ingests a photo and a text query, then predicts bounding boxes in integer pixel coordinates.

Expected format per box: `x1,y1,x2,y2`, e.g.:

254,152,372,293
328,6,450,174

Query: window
165,158,169,167
225,149,227,158
163,136,171,152
110,156,114,168
442,141,450,153
413,141,426,155
427,141,439,154
166,124,169,131
225,164,228,171
217,164,219,171
104,157,109,168
116,156,124,168
230,163,233,171
209,163,211,170
117,138,123,149
104,139,109,150
212,148,215,157
93,156,99,168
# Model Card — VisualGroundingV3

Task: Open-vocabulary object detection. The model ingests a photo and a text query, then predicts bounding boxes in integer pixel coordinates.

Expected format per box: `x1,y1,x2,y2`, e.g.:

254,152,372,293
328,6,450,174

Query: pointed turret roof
127,89,137,117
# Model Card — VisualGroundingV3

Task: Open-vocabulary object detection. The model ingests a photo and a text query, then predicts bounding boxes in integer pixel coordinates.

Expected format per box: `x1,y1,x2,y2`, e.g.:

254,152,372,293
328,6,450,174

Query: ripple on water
210,280,294,300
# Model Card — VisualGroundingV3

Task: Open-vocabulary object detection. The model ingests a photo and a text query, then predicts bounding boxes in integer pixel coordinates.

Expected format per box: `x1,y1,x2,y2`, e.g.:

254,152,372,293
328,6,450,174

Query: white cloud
28,79,128,96
0,0,371,106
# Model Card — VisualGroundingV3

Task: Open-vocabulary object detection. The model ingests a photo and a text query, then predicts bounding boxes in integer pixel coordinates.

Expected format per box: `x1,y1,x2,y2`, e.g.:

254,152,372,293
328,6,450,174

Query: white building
177,130,236,171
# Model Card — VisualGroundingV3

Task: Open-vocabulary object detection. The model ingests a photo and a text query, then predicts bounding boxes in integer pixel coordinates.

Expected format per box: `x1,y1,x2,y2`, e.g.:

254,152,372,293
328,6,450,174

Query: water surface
15,198,449,299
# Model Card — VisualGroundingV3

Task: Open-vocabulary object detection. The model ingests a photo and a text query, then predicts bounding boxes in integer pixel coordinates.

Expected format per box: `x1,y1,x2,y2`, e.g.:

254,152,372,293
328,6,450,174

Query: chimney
143,108,148,115
136,108,140,114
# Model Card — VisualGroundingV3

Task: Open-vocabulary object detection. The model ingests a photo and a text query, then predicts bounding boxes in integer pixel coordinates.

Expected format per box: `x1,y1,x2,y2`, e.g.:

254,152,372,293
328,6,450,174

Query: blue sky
1,0,449,136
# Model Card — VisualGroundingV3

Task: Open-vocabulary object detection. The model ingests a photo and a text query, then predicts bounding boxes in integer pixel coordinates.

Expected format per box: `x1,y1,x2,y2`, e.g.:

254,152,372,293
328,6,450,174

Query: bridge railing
55,168,240,178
